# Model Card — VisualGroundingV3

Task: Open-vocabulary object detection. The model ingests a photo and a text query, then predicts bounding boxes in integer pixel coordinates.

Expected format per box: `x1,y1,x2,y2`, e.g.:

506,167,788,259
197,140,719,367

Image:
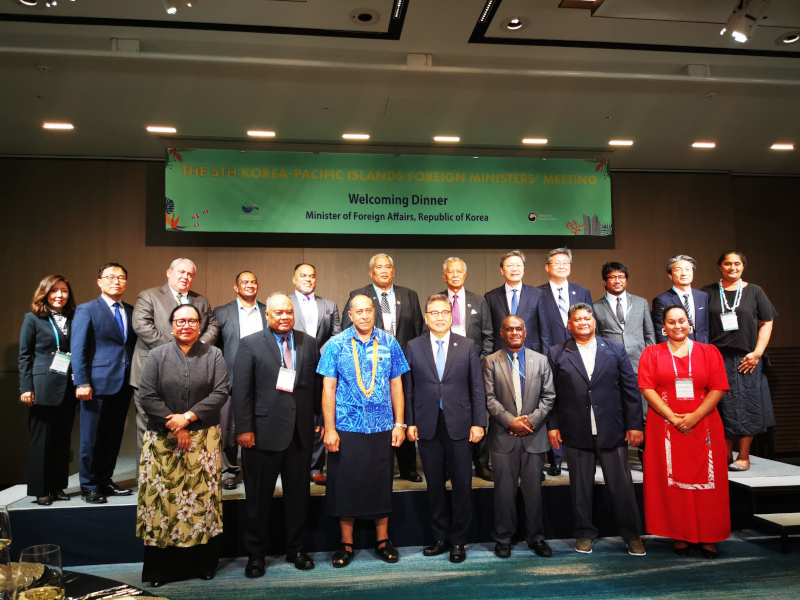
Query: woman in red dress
638,304,730,559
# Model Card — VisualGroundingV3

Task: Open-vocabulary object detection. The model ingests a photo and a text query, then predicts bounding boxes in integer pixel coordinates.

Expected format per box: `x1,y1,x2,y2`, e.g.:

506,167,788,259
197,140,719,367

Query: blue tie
436,340,445,409
511,289,518,315
113,302,125,340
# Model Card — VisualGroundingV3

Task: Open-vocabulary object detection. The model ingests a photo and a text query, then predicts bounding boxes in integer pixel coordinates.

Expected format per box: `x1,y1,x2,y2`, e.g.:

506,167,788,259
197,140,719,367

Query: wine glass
0,507,10,548
14,545,63,600
0,507,10,600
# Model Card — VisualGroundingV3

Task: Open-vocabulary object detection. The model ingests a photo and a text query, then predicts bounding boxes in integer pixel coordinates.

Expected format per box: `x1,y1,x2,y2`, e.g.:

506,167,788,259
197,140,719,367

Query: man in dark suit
484,315,556,559
405,294,486,563
232,293,318,578
341,253,423,482
72,263,138,504
547,303,646,556
131,258,219,454
290,262,341,485
652,254,709,344
485,250,546,354
213,270,268,490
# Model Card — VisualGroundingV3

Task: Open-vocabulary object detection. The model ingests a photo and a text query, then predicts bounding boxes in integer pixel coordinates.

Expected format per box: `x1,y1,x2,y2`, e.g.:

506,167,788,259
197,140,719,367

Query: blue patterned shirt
317,325,409,434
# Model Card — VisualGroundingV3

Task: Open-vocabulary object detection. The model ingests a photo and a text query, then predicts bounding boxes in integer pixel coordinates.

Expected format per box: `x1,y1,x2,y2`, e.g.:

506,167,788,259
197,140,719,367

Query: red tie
282,335,294,370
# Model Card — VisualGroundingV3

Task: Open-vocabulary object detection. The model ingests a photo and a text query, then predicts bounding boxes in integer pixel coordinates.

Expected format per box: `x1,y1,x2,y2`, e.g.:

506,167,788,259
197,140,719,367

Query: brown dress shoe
310,473,327,485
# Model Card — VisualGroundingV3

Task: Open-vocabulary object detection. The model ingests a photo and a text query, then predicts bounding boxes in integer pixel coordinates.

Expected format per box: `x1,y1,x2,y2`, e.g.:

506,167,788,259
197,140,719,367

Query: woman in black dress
701,252,777,471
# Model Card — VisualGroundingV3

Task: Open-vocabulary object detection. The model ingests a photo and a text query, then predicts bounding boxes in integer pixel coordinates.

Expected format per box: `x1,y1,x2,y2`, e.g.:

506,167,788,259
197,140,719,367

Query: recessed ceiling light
247,130,276,138
433,136,460,142
42,122,73,130
507,18,523,30
783,33,800,44
609,140,633,146
771,143,794,150
342,133,370,140
692,142,716,148
19,0,38,5
146,126,177,134
523,138,548,145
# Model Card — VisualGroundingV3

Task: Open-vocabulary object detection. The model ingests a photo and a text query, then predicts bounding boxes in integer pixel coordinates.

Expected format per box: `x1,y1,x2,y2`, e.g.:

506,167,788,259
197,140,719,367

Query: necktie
113,302,125,340
436,340,445,409
511,289,518,315
177,294,189,305
282,334,294,370
616,297,625,324
558,287,568,325
512,353,523,416
682,293,694,327
381,292,394,336
176,294,182,306
452,294,462,327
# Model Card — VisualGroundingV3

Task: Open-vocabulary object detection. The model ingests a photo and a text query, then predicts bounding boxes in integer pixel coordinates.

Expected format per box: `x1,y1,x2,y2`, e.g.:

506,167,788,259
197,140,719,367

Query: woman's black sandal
333,542,355,568
376,539,399,563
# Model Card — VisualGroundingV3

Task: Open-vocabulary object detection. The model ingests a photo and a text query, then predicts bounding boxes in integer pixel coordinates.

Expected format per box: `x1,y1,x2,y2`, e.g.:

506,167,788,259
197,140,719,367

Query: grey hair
568,302,594,319
666,254,696,274
169,257,197,272
547,247,572,263
442,257,467,274
265,292,290,310
500,250,526,268
425,293,450,313
369,253,394,270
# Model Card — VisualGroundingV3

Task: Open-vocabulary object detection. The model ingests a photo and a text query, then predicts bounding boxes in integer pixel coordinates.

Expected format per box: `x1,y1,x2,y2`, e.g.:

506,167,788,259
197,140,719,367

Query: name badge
675,378,694,400
721,312,739,331
50,351,72,375
276,367,296,392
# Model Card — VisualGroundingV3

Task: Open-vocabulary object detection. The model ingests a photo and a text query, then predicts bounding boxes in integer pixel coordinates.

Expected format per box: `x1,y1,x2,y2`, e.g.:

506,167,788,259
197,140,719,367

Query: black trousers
78,385,132,491
27,396,77,497
310,413,325,474
395,437,418,474
241,429,312,558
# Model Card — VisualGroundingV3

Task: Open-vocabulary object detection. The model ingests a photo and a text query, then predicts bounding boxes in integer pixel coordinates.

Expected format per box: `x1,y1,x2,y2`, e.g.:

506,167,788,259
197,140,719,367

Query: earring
689,326,694,334
661,328,666,336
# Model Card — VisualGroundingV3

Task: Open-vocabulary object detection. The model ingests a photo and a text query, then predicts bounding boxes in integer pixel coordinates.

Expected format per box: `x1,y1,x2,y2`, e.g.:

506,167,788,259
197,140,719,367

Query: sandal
332,542,354,568
376,539,399,563
728,461,750,471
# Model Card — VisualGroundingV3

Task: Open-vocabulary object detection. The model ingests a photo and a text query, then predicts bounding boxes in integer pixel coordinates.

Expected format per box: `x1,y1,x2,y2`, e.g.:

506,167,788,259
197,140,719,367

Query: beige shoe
575,538,593,554
627,539,646,556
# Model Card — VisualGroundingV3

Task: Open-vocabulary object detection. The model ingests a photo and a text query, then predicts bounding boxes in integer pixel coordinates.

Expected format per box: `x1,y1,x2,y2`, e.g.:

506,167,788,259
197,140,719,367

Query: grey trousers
491,439,546,544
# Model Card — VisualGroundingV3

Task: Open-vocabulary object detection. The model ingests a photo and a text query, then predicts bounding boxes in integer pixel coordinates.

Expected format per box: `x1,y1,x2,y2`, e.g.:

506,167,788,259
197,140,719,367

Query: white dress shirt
504,282,523,314
295,291,318,337
374,284,397,335
101,293,127,338
606,292,629,326
549,280,571,326
236,298,264,338
673,287,696,324
576,337,598,435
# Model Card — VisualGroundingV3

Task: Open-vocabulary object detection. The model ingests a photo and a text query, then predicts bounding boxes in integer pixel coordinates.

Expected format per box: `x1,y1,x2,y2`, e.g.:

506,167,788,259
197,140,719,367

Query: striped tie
558,287,568,326
512,353,523,416
683,293,694,327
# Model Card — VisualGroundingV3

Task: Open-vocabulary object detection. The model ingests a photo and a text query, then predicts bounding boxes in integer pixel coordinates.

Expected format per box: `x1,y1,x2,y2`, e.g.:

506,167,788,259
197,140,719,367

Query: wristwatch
394,423,407,429
184,412,192,422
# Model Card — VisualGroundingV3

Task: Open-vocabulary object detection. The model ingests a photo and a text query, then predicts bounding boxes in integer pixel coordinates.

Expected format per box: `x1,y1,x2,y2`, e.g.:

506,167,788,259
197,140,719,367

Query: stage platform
4,452,797,566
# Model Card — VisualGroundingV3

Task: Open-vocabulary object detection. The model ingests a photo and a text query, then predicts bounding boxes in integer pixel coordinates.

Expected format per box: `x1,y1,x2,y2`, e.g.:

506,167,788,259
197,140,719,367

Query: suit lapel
368,287,385,330
258,302,268,329
423,338,440,380
517,285,532,315
315,298,325,328
394,287,403,325
565,339,591,385
97,297,125,342
541,285,560,319
497,352,515,401
293,294,307,331
294,332,304,380
522,349,534,402
442,337,459,380
264,329,281,365
495,287,510,317
593,338,609,383
463,291,474,333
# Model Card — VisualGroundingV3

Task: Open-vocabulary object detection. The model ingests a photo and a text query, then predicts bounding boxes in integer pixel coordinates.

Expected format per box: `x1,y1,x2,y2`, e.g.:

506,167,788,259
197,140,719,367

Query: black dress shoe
81,489,108,504
450,544,466,563
547,465,562,477
400,471,423,483
494,542,511,558
701,546,718,560
221,476,237,491
245,556,266,578
200,569,215,580
673,543,691,557
50,489,69,501
475,467,494,482
286,551,315,570
98,482,133,497
36,496,53,506
423,541,450,556
529,539,552,557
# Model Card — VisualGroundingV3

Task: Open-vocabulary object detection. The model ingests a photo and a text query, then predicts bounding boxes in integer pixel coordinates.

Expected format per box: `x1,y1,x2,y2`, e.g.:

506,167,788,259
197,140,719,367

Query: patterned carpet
71,534,799,600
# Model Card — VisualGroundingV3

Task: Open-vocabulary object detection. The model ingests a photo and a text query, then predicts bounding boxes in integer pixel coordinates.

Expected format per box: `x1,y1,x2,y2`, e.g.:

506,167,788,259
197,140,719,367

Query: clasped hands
508,415,534,437
166,413,193,451
671,412,699,436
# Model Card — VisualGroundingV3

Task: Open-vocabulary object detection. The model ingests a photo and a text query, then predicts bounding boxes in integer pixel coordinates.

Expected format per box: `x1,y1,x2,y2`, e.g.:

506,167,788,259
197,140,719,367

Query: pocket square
471,309,478,315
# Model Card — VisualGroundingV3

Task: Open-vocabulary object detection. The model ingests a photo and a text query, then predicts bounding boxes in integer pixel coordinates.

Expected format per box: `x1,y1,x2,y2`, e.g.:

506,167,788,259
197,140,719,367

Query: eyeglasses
426,310,452,318
172,319,200,327
101,276,127,283
606,275,626,281
548,261,571,267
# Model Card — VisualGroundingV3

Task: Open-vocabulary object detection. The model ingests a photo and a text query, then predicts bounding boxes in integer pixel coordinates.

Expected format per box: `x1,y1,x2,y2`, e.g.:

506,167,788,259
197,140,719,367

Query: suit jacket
593,293,655,373
484,283,546,353
483,348,555,454
547,336,643,450
213,299,268,387
404,333,486,441
130,283,219,387
71,296,137,396
341,284,422,352
18,313,72,405
231,329,318,452
652,288,709,344
289,293,341,352
538,282,593,354
422,289,493,358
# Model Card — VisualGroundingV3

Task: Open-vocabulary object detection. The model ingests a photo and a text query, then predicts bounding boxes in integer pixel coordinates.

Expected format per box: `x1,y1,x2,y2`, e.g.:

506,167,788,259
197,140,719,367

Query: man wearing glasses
72,263,139,503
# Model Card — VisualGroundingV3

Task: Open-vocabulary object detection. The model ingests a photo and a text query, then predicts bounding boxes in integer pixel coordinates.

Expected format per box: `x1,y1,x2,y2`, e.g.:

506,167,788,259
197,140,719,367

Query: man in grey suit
484,315,556,559
213,271,268,489
289,262,341,485
131,258,219,454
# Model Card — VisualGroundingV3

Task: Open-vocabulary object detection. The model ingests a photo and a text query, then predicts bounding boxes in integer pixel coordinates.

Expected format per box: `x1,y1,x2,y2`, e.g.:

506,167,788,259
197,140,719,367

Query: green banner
164,149,611,236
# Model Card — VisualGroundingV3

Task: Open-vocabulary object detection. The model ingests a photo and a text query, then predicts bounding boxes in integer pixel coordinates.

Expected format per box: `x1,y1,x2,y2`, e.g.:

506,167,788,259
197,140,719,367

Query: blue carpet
71,536,800,600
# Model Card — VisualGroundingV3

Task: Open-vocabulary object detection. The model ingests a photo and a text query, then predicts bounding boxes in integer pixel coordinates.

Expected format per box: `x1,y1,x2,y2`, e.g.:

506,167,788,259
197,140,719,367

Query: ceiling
1,0,799,173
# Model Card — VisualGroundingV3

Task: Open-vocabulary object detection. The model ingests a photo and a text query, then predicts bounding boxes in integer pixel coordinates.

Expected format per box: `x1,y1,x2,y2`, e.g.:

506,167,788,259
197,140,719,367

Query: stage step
752,513,800,553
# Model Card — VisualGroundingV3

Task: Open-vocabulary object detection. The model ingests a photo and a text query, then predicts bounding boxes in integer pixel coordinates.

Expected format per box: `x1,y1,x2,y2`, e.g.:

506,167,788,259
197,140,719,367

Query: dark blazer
71,297,137,396
231,329,318,452
484,283,546,353
538,282,593,354
547,336,643,450
341,284,422,352
404,333,486,441
18,313,72,405
484,348,555,454
593,293,655,373
213,299,268,387
652,288,709,344
289,293,341,352
426,289,493,357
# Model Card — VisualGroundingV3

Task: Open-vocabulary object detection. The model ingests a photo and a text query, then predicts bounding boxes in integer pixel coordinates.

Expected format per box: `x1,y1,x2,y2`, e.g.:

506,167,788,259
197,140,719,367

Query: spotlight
162,0,177,14
609,140,634,146
720,0,770,44
19,0,38,5
433,136,460,142
147,125,177,134
43,122,74,130
692,142,716,149
778,32,800,44
342,133,370,140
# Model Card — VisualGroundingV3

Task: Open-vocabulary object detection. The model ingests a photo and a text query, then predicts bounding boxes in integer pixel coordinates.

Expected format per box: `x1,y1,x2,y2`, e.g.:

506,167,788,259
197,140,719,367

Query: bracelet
394,423,407,429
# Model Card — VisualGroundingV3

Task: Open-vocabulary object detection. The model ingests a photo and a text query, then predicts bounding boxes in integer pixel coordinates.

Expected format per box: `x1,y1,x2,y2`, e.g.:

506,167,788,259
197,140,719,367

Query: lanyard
48,317,63,353
718,279,742,314
352,336,378,398
667,338,692,378
506,351,525,379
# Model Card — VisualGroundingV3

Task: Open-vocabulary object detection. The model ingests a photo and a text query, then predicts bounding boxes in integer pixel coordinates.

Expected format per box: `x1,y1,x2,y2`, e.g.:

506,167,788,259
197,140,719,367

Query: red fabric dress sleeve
637,343,659,389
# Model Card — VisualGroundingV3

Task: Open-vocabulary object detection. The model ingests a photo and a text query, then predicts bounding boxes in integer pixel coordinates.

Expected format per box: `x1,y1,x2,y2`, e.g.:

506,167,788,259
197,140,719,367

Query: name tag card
675,378,694,400
50,351,72,374
721,312,739,331
276,367,296,392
